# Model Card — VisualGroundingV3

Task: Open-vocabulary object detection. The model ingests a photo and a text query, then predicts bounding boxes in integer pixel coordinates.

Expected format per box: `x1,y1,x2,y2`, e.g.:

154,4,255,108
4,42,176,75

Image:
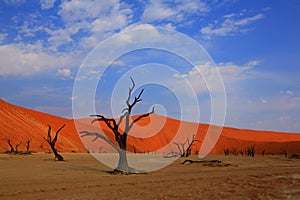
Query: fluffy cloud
201,12,264,37
3,0,25,6
173,60,260,95
57,68,72,78
40,0,56,10
0,43,80,76
141,0,210,23
43,0,133,51
0,33,8,44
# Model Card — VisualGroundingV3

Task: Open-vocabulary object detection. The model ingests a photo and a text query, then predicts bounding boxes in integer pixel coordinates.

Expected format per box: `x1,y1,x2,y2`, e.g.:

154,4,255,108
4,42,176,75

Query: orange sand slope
0,99,85,153
1,99,300,155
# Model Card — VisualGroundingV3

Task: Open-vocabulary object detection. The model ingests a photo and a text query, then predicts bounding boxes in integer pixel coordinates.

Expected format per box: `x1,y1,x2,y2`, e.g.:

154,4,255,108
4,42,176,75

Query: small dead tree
173,141,186,157
247,145,255,157
15,141,22,153
261,149,266,157
81,77,154,173
239,150,244,156
173,135,200,157
230,148,238,156
7,139,14,153
25,138,32,154
44,124,65,161
223,148,230,156
185,135,200,157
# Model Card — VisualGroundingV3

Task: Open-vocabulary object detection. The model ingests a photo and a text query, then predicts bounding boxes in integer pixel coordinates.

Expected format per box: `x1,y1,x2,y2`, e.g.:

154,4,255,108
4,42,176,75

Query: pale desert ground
0,153,300,200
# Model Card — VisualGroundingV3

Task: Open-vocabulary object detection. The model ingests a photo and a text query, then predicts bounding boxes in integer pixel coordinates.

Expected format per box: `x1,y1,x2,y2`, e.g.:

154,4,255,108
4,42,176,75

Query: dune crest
1,99,300,155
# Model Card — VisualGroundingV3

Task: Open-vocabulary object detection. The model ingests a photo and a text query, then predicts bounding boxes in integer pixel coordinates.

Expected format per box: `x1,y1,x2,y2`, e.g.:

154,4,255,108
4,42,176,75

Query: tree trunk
115,135,130,173
116,149,129,172
50,145,64,161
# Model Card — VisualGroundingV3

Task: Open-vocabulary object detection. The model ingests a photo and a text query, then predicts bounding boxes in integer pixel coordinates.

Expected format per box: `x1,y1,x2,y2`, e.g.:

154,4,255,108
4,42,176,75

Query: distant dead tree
173,135,200,157
15,141,22,153
173,141,186,157
44,124,65,161
25,138,32,154
6,139,21,154
185,135,200,157
7,139,14,153
239,150,244,156
247,145,255,157
282,144,288,158
81,77,155,173
223,148,230,156
230,148,238,156
261,149,266,157
282,149,288,158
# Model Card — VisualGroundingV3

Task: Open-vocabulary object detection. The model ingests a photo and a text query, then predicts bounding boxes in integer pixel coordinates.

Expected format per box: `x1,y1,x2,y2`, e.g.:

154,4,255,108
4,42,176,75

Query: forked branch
80,131,120,152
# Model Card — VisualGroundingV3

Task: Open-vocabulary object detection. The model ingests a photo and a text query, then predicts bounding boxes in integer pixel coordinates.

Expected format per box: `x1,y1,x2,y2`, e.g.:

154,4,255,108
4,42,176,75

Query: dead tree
15,141,22,153
223,148,230,156
7,139,14,153
173,141,186,157
81,77,154,173
173,135,200,157
261,149,265,157
239,150,244,156
185,135,200,157
6,139,22,154
247,145,255,157
44,124,65,161
230,148,238,156
25,138,32,154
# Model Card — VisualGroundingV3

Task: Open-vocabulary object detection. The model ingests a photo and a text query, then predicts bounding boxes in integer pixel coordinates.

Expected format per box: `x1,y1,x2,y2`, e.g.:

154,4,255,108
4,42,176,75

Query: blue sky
0,0,300,133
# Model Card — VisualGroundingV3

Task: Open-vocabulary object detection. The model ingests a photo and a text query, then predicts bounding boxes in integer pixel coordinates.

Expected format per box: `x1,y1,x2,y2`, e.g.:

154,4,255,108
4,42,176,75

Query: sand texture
0,153,300,200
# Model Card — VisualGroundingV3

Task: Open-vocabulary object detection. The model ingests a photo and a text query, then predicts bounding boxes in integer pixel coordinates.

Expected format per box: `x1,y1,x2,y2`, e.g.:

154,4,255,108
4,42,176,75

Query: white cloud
259,98,267,104
43,0,133,51
280,90,294,95
0,43,80,76
142,0,175,22
3,0,25,6
0,33,8,44
141,0,210,23
57,68,72,78
172,60,260,95
201,12,264,37
40,0,56,10
279,115,291,122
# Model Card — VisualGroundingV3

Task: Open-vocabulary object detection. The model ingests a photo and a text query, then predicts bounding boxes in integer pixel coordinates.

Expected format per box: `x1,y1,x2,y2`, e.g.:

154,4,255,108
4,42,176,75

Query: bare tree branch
173,142,183,155
80,131,120,152
90,114,117,131
7,139,14,153
128,107,155,132
53,124,65,144
126,77,135,107
117,112,127,126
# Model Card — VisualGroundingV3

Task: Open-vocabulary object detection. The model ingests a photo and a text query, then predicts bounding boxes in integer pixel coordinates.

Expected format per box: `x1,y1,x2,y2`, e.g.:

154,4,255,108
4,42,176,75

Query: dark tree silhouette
6,139,22,154
15,141,22,153
247,145,255,157
185,134,200,157
261,149,266,157
81,78,155,173
173,134,200,157
25,137,32,154
223,148,230,156
7,139,14,153
44,124,65,161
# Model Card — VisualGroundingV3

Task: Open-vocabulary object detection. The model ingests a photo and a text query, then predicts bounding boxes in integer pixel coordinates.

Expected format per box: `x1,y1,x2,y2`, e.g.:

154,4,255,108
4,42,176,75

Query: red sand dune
1,99,300,155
